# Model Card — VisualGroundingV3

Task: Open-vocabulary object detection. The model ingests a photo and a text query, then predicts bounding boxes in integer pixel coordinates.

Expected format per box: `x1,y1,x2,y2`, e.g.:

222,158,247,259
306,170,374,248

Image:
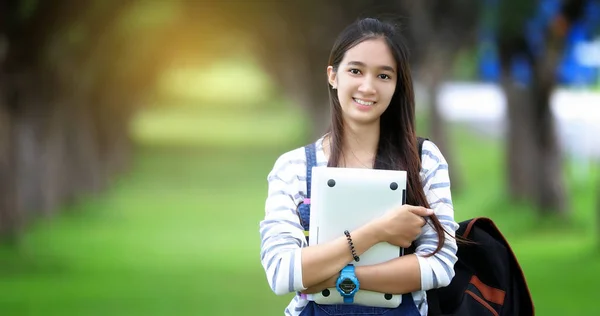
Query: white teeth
354,98,374,106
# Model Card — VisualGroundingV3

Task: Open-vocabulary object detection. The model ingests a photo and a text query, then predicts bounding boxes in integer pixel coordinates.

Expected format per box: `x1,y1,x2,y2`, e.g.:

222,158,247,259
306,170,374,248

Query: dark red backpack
413,137,534,316
298,137,535,315
424,217,534,315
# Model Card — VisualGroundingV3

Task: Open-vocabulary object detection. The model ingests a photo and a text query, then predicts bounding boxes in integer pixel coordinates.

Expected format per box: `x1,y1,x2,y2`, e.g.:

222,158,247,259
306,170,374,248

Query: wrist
336,264,360,302
362,219,385,243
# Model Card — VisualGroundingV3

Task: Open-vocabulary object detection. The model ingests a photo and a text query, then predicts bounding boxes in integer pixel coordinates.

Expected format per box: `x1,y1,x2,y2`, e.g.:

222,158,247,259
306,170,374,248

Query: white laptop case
307,166,408,308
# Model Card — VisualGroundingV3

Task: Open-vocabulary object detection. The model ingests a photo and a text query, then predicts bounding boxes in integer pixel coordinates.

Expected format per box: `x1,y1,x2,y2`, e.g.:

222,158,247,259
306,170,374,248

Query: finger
409,207,434,217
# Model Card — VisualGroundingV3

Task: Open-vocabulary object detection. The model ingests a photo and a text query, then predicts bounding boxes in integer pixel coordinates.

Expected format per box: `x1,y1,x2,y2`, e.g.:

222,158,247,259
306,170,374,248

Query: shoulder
419,139,450,182
420,139,448,167
267,143,311,181
270,136,324,173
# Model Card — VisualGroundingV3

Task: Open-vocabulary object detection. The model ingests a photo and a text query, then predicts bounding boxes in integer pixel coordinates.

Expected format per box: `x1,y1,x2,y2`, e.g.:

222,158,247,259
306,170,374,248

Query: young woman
259,17,459,316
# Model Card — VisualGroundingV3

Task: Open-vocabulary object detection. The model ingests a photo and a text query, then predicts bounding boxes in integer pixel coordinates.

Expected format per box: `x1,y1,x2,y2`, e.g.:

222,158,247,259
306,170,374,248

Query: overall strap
297,142,317,241
304,142,317,201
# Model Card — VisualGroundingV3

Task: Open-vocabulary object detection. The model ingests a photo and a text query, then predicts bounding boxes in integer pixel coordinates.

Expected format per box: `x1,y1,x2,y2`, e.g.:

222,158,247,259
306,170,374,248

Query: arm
304,253,422,295
300,222,381,288
353,141,459,294
260,152,381,295
355,254,422,294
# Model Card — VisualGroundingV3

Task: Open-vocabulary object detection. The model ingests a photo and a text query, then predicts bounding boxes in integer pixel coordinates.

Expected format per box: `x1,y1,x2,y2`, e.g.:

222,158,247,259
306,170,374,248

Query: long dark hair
326,18,447,256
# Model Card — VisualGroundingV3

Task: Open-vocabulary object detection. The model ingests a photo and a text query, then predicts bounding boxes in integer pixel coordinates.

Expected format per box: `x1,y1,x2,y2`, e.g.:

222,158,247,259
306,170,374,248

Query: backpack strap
417,136,427,161
297,142,317,242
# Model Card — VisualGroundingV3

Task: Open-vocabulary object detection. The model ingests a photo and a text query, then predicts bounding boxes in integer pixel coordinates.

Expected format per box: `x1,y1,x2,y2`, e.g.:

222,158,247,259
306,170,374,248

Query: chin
344,114,381,126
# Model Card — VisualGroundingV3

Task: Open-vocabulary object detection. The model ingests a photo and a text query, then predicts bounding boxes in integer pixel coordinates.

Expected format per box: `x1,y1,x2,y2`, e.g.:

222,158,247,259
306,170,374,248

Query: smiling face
327,37,398,127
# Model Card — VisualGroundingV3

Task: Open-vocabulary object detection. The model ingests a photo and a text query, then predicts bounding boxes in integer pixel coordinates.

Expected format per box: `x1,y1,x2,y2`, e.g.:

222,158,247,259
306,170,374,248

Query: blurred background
0,0,598,315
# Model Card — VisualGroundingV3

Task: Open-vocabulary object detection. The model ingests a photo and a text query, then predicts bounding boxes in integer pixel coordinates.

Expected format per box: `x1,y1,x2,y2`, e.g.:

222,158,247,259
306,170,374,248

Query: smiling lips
353,98,376,106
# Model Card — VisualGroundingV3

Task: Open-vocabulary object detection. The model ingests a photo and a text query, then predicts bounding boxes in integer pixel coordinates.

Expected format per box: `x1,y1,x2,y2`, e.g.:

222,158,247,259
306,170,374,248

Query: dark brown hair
325,17,447,256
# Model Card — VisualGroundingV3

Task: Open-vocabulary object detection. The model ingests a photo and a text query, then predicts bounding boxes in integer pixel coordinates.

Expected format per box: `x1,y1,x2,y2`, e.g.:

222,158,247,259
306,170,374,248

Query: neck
338,119,380,168
343,122,379,154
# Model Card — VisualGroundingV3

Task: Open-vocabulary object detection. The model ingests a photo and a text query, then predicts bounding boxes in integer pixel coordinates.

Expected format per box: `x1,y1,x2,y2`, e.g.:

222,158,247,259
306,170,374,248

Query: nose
358,76,376,95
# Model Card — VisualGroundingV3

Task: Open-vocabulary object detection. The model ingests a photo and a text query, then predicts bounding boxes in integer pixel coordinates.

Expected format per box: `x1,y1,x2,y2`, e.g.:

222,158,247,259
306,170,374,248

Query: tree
0,0,178,242
496,0,587,215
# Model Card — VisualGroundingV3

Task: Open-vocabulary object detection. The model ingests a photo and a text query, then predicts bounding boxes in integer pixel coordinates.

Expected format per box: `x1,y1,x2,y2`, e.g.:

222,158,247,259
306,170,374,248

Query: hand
301,273,338,294
371,204,433,248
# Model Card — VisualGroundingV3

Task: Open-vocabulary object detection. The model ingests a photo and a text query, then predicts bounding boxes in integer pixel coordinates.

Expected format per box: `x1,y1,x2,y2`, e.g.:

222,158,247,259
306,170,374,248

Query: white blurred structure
416,82,600,161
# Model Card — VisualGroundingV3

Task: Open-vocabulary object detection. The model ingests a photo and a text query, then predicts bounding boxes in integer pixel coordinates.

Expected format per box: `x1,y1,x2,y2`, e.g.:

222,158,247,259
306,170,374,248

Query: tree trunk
531,40,567,215
41,102,69,212
502,70,566,215
531,78,567,215
13,107,44,216
418,42,463,192
46,94,104,209
502,75,537,201
502,53,567,215
11,71,53,218
301,89,331,141
0,79,21,242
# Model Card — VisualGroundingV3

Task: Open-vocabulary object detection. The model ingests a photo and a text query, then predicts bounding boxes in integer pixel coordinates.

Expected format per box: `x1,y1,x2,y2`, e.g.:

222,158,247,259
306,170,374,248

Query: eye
379,74,392,80
349,69,361,75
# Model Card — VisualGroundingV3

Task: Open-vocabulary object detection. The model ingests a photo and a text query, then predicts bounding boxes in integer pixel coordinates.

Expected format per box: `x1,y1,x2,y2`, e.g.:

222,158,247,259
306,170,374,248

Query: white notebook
307,166,408,308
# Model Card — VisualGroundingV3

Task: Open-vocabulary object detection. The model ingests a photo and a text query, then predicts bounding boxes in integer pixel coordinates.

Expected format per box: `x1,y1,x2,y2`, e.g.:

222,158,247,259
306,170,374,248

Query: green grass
0,143,292,315
0,107,598,315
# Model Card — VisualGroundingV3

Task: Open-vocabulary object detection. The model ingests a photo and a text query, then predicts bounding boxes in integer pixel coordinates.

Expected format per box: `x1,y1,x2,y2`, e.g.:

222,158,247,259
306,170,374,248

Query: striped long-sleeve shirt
259,136,459,316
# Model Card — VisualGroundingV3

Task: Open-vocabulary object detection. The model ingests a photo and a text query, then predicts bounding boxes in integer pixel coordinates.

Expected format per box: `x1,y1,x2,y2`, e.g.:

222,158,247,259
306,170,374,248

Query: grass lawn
0,107,598,315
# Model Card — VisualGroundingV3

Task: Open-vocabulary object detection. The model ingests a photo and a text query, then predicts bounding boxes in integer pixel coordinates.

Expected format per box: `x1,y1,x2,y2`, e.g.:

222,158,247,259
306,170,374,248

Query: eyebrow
346,61,396,73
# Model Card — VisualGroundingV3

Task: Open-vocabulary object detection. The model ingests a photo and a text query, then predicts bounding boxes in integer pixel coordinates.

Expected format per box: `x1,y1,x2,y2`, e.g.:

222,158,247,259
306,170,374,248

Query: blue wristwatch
336,264,360,303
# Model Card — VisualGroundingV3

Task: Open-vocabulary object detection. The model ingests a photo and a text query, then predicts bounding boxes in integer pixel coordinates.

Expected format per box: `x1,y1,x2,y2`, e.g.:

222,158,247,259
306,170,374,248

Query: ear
326,66,337,89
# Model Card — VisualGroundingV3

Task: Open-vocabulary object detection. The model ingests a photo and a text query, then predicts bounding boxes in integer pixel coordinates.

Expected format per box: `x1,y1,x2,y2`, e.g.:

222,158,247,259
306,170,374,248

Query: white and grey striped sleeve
414,140,460,291
259,149,309,295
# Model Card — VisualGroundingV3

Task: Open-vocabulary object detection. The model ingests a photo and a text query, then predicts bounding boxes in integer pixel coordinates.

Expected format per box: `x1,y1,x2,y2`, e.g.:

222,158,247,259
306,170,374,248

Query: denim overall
296,143,422,316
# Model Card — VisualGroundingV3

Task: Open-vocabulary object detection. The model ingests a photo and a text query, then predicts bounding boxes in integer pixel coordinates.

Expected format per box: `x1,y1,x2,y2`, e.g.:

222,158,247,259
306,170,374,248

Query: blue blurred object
479,43,501,82
557,21,598,85
477,0,501,82
477,0,600,87
511,54,532,86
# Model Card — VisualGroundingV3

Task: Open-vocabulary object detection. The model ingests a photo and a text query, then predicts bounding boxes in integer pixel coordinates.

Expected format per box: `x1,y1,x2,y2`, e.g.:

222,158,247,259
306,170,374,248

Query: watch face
339,278,356,294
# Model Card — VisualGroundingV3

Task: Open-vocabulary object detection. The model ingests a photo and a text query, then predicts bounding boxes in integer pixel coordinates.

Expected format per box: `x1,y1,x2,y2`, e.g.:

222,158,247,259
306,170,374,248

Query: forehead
341,38,396,70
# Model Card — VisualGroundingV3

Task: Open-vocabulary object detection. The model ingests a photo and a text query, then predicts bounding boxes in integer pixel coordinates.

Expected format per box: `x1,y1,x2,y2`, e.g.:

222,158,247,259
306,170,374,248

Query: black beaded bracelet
344,230,360,262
